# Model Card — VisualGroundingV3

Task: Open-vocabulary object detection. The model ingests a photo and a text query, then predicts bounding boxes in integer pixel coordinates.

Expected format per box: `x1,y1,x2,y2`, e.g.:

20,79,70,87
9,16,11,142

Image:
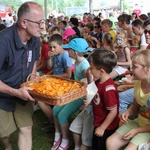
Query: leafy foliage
0,0,86,16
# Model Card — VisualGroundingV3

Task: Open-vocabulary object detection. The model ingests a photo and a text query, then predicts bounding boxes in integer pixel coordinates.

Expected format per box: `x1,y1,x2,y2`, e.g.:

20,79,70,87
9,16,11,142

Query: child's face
101,24,108,32
68,49,76,59
89,62,100,79
49,41,62,55
132,63,146,80
132,38,140,46
84,26,91,33
116,35,126,46
117,21,124,28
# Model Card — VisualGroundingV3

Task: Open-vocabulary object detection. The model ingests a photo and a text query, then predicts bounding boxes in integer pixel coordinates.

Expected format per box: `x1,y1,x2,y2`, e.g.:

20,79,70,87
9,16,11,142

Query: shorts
113,66,128,75
69,105,94,146
0,102,33,138
116,120,150,146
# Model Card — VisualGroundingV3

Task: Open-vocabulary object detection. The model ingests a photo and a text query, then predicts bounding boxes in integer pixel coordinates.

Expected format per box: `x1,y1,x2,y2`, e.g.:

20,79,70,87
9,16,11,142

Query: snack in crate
28,77,80,96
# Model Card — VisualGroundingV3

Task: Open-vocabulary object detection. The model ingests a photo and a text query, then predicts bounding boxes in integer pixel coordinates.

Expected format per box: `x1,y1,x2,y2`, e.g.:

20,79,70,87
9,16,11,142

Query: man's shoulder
0,25,16,41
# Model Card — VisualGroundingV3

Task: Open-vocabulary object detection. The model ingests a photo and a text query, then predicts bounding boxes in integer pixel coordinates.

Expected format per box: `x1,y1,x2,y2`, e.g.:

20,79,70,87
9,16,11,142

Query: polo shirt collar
13,24,35,50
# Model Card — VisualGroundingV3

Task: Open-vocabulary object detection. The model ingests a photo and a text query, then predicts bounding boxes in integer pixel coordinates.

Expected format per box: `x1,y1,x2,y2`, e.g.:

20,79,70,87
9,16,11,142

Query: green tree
1,0,87,17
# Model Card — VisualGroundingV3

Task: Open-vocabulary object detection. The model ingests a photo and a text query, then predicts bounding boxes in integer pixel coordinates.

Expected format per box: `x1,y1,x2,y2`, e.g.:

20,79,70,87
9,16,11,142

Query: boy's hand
48,51,55,58
95,126,105,137
122,128,138,140
83,98,89,107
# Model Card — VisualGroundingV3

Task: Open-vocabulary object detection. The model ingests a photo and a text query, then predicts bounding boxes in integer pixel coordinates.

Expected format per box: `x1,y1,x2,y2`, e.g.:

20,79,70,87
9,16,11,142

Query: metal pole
44,0,47,19
89,0,93,14
120,0,123,13
52,0,53,10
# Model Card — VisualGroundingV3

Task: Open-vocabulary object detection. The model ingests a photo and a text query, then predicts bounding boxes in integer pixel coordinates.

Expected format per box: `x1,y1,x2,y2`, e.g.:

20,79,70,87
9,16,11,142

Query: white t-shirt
140,32,148,47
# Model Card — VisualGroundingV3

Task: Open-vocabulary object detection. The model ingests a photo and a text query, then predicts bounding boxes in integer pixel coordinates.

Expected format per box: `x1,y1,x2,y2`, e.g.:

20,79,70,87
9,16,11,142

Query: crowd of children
38,10,150,150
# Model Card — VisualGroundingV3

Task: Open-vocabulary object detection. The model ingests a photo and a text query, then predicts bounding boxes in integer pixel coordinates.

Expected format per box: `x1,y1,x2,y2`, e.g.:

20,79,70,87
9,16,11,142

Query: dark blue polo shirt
0,24,40,111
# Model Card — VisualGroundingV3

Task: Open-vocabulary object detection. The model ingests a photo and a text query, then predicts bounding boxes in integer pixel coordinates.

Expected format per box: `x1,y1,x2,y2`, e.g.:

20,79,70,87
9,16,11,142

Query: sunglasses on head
144,29,150,35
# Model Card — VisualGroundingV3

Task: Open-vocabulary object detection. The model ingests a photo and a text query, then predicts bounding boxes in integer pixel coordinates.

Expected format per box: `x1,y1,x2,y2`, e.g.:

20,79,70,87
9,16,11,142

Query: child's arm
117,47,132,66
47,69,54,75
95,107,117,137
57,67,72,79
83,68,93,84
122,124,150,140
121,98,140,124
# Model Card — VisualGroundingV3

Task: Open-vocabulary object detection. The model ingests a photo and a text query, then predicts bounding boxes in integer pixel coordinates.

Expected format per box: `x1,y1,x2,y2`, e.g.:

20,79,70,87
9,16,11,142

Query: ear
100,68,105,74
20,19,27,29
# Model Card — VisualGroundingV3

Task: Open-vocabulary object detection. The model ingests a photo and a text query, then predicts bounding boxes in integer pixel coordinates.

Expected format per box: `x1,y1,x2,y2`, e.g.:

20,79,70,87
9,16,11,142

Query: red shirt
92,78,120,130
130,46,138,53
133,9,141,17
38,43,50,73
147,44,150,49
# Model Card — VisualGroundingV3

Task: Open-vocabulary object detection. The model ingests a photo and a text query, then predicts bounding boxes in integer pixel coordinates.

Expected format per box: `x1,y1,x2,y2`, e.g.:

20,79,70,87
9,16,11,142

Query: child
51,38,91,150
62,28,76,44
110,30,132,79
69,66,94,150
48,34,72,79
106,50,150,150
101,19,116,43
38,34,72,133
37,32,51,75
49,26,61,35
87,49,120,150
130,35,141,53
101,32,115,51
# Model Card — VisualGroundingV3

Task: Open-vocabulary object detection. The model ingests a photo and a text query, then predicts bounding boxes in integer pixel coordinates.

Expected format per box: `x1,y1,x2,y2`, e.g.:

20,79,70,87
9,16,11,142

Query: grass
0,109,76,150
0,108,128,150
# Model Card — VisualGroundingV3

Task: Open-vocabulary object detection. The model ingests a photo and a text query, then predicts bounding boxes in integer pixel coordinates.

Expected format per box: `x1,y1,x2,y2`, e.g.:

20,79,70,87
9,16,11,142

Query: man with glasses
143,19,150,49
0,2,44,150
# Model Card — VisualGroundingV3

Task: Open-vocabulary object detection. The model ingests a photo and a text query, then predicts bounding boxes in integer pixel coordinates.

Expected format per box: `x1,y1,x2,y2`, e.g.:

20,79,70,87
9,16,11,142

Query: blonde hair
101,19,112,28
40,33,49,43
117,30,128,38
131,50,150,68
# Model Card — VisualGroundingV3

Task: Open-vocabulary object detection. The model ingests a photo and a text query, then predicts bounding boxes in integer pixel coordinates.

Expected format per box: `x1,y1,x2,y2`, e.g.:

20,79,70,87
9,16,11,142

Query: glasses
144,29,150,35
25,19,45,27
94,26,98,28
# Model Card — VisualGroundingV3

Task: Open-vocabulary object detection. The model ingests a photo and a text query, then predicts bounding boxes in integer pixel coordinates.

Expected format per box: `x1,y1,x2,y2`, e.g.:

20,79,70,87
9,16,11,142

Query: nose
51,47,54,51
40,24,45,29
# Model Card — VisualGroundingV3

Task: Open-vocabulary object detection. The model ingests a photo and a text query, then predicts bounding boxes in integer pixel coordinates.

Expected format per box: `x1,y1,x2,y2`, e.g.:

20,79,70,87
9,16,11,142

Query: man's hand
13,86,35,101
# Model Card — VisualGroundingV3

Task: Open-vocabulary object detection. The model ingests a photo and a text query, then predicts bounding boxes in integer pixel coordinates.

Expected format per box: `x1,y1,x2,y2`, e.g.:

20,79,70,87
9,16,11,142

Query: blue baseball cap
62,38,90,52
